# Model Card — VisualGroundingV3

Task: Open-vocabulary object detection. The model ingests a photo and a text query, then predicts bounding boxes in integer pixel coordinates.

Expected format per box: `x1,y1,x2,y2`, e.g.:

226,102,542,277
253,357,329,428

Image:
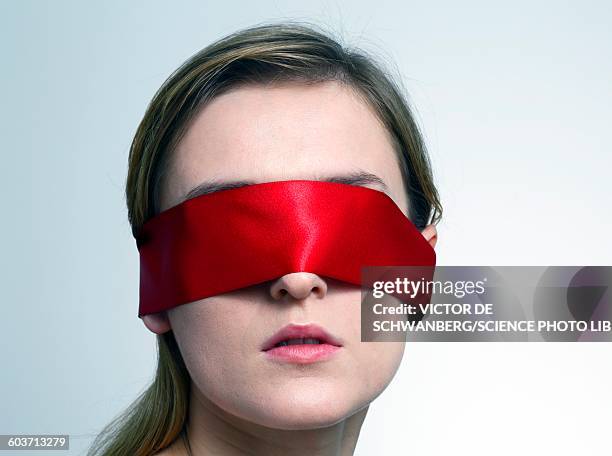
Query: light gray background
1,1,610,454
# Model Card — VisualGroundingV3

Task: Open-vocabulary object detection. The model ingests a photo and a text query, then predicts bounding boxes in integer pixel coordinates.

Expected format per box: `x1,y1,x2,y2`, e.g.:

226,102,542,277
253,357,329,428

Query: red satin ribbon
135,180,436,317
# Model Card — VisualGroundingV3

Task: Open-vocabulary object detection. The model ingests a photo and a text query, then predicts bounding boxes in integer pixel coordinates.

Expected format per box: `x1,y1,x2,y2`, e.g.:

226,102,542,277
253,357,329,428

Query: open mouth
273,338,325,347
261,323,343,363
261,323,343,351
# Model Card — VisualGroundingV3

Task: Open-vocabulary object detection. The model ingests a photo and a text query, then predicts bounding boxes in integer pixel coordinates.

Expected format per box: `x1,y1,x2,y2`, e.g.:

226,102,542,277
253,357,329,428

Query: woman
88,21,442,456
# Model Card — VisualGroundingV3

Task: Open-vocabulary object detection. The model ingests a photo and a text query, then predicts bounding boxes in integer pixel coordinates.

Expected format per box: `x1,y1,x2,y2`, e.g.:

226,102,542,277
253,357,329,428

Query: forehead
162,81,407,211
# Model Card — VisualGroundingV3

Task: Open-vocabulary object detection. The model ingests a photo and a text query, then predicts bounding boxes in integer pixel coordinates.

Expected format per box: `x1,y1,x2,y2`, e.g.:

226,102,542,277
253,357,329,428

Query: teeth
274,338,322,347
304,338,321,344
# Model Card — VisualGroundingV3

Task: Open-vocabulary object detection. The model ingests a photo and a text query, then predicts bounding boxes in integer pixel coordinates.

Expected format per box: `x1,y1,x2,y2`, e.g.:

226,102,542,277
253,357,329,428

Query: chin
240,382,365,430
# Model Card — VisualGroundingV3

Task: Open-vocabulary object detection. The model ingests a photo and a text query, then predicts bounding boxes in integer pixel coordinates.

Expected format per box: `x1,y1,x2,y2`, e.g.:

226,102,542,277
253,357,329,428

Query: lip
261,323,343,364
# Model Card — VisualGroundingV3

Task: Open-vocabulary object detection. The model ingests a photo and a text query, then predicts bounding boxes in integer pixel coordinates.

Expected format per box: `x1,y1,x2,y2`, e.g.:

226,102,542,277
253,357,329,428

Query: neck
184,382,368,456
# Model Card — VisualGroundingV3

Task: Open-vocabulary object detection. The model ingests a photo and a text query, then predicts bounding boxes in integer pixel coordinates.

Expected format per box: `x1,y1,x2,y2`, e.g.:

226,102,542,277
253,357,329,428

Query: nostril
270,273,329,300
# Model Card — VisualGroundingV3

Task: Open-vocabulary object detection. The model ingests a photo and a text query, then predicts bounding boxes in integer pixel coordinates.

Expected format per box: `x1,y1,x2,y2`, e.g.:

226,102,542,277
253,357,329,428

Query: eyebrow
182,171,389,202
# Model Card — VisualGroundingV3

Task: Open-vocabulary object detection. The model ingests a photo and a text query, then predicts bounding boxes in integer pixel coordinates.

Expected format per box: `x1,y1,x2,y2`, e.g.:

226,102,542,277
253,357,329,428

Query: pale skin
143,81,437,455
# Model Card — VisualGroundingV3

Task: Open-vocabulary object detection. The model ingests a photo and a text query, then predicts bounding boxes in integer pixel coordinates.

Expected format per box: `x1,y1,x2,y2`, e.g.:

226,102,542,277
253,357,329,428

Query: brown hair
88,20,441,456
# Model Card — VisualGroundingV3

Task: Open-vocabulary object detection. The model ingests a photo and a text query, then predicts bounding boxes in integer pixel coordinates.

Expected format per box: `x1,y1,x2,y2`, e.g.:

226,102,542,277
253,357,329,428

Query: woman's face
156,81,418,429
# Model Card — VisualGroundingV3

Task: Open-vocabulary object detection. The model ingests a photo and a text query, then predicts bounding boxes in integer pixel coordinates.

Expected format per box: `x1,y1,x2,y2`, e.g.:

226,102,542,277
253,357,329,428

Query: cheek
342,299,406,397
352,340,406,394
168,299,261,407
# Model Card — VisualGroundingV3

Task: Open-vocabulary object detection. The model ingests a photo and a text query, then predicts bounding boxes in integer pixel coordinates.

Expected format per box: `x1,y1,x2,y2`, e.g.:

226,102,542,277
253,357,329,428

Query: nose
269,272,328,301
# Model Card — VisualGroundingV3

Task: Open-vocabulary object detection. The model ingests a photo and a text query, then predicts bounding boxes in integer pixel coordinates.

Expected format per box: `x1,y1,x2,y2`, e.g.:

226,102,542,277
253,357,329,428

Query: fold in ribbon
135,180,436,317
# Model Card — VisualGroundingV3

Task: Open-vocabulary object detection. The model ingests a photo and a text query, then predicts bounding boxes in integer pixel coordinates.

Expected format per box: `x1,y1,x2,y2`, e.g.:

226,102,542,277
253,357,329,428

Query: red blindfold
135,180,436,317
